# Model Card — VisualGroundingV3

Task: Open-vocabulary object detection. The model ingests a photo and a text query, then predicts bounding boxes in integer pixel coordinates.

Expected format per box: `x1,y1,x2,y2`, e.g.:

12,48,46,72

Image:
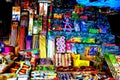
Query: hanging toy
81,21,87,32
98,25,107,33
74,20,80,32
63,12,73,32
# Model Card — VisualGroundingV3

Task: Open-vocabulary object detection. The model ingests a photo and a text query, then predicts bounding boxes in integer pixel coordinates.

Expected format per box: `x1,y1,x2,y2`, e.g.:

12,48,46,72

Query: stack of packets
72,54,90,67
54,53,72,67
10,61,31,80
31,71,57,80
54,53,90,67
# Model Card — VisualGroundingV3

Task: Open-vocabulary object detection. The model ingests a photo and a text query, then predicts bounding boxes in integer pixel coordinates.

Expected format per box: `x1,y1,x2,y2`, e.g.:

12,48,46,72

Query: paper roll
32,35,39,49
28,9,34,36
10,22,18,47
58,53,62,66
62,54,65,66
55,54,58,66
39,3,44,15
47,36,55,58
68,54,71,66
18,27,26,50
65,53,68,67
26,36,32,50
15,46,20,57
47,3,52,31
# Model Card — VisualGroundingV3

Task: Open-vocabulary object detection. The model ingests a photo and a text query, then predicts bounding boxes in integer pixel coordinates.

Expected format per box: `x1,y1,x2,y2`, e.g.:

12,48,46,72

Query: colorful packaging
26,36,32,50
20,11,29,27
47,36,55,58
32,35,39,49
39,34,47,58
56,36,66,53
18,27,26,50
10,22,18,47
12,6,20,21
66,42,72,53
28,9,34,36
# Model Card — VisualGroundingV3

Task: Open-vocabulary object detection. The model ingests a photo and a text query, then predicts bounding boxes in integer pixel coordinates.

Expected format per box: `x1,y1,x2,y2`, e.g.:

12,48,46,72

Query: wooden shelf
37,64,54,66
0,61,14,74
57,70,99,74
0,57,18,74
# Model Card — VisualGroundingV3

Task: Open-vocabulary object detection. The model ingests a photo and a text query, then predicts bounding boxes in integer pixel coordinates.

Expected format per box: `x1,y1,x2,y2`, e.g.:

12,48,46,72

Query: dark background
107,13,120,45
0,0,14,40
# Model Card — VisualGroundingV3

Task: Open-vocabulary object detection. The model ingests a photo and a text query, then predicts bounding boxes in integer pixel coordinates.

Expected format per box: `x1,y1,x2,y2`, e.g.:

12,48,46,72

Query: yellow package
84,47,90,56
0,76,3,80
15,47,20,57
72,54,80,60
39,35,46,58
79,60,90,66
1,73,16,80
73,60,90,67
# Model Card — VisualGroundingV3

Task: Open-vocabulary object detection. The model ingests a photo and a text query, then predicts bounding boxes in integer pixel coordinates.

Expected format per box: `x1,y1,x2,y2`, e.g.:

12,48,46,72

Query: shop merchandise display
0,0,120,80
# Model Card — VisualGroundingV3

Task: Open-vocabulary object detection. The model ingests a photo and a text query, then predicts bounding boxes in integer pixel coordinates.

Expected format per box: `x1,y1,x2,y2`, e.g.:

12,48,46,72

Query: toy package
12,6,20,21
39,34,47,58
55,36,66,53
18,27,26,50
47,35,55,58
20,11,29,27
10,22,18,47
28,9,34,36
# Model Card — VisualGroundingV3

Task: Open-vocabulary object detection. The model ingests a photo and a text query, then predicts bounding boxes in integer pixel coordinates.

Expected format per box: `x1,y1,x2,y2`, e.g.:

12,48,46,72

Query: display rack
0,0,119,80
